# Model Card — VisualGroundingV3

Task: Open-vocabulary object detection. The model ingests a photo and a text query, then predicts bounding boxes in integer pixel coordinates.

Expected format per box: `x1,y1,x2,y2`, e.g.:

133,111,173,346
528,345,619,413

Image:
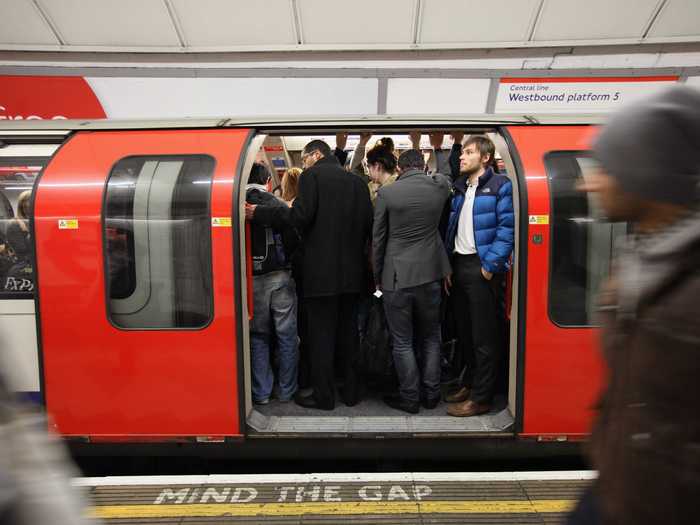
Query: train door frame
235,124,526,438
235,131,267,421
491,129,526,431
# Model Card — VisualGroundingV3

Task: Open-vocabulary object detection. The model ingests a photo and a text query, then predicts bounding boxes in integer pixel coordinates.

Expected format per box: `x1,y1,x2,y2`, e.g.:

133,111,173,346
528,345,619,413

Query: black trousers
451,253,503,404
304,293,360,409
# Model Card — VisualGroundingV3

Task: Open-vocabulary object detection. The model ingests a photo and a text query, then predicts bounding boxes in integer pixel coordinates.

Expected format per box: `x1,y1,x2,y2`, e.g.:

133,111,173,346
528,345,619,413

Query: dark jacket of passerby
0,375,99,524
585,85,700,525
253,155,373,298
589,215,700,524
245,184,298,276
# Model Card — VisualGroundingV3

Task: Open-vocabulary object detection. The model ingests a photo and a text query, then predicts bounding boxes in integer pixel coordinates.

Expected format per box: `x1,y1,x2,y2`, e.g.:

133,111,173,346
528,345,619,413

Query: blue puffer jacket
445,168,514,273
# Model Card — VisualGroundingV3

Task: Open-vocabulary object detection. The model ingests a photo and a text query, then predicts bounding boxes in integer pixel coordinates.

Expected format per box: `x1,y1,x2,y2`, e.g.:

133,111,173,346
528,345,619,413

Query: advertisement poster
0,76,106,120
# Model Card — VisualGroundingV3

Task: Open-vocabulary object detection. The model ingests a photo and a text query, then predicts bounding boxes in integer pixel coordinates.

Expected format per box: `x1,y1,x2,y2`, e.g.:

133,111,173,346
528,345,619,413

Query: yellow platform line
91,499,576,519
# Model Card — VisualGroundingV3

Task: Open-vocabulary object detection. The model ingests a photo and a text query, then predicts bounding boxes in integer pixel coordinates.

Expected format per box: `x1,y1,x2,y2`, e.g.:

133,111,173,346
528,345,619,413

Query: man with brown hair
443,135,514,417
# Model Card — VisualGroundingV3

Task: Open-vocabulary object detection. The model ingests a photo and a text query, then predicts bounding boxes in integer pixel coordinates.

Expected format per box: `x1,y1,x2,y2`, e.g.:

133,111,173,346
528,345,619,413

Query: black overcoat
252,155,372,298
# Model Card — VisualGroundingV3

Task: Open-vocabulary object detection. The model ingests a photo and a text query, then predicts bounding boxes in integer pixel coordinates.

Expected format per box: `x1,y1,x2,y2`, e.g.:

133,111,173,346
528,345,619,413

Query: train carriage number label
58,219,79,230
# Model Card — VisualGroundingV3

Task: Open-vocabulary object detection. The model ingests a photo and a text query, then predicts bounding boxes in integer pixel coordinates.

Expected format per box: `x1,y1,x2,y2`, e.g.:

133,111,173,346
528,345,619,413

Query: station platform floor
75,470,595,524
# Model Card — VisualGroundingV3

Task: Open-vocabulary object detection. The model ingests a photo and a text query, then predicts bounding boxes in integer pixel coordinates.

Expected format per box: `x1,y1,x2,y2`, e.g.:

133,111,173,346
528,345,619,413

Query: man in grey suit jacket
373,149,452,414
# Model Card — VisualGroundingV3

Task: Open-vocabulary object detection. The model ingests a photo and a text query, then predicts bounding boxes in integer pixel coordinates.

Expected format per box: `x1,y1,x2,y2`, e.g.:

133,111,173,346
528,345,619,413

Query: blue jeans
250,271,298,402
383,280,442,403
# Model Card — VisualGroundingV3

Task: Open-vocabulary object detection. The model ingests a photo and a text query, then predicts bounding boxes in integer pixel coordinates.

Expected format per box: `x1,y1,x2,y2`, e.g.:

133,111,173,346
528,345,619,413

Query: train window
104,155,215,329
0,157,46,299
545,151,627,327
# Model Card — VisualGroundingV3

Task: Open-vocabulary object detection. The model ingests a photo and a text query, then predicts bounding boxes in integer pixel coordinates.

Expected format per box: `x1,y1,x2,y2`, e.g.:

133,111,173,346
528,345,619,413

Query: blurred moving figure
0,373,98,524
569,85,700,524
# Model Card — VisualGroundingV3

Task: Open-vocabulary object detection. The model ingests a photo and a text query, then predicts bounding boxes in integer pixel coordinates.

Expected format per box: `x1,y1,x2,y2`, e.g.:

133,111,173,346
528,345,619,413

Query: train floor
248,387,514,436
78,471,594,524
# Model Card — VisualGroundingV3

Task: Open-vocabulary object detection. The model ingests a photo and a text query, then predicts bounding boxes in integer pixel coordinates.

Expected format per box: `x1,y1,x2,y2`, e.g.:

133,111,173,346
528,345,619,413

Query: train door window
545,151,627,327
104,155,215,329
0,157,47,298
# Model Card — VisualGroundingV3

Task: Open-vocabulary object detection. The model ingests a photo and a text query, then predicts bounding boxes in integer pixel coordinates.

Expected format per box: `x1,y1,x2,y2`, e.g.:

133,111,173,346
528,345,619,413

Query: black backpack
359,297,395,379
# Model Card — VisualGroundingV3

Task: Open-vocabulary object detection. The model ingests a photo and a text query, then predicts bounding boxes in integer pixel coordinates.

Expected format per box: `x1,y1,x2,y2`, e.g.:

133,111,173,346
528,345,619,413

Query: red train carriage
0,116,610,457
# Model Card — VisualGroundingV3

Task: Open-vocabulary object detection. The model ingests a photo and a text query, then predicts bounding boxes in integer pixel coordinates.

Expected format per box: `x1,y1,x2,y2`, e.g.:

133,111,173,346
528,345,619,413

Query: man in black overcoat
245,140,373,410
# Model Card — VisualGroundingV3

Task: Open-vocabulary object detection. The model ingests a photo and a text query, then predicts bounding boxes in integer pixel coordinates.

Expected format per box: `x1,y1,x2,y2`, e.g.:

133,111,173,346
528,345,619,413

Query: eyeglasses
301,151,317,161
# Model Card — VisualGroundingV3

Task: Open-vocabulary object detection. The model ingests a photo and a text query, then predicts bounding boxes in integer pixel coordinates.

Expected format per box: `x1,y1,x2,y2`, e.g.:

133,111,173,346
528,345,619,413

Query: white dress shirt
454,181,477,255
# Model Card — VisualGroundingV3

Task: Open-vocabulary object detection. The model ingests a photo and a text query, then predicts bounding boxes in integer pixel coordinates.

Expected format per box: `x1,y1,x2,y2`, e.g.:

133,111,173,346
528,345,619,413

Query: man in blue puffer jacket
443,135,514,417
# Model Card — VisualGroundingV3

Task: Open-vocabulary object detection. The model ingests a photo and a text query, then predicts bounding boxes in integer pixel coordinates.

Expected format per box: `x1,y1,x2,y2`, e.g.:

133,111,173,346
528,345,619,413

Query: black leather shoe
421,397,440,410
294,393,334,411
383,394,419,414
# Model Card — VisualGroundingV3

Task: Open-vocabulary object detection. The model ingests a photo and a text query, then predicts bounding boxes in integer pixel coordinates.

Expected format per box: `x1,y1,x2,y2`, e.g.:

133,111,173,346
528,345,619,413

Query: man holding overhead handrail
246,140,373,411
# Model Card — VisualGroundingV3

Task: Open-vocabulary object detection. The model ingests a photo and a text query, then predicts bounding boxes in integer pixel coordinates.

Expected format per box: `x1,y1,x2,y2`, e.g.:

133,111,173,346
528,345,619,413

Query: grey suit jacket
373,169,452,291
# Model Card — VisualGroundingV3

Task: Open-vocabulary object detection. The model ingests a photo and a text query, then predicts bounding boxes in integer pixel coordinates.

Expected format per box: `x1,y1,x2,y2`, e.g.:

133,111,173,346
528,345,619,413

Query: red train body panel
507,126,605,437
36,129,249,438
2,119,607,449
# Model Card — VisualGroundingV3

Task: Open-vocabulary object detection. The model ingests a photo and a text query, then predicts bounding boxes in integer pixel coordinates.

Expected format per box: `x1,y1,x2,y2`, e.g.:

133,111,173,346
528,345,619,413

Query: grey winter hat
593,85,700,207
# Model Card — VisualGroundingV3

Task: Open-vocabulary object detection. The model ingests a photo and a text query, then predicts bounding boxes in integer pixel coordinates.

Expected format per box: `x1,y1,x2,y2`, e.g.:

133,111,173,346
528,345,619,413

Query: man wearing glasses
246,140,373,410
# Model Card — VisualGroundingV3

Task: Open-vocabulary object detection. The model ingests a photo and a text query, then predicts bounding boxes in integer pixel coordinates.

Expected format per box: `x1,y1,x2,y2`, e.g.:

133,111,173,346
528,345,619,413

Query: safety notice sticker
528,215,549,225
211,217,232,227
58,219,79,229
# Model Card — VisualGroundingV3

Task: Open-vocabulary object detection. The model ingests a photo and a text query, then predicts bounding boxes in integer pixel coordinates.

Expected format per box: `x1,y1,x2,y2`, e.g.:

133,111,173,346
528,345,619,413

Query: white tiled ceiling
647,0,700,38
170,0,297,46
0,0,698,51
0,0,58,45
37,0,180,46
533,0,659,41
420,0,541,43
298,0,415,44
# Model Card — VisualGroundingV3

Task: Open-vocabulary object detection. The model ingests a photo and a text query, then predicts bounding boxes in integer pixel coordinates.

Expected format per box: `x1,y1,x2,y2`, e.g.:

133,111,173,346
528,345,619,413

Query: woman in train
357,138,400,379
281,167,302,206
365,137,398,203
279,166,310,389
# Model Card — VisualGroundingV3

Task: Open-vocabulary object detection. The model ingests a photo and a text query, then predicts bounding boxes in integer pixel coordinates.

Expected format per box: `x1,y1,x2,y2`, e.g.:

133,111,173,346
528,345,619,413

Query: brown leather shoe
445,386,471,403
447,399,491,417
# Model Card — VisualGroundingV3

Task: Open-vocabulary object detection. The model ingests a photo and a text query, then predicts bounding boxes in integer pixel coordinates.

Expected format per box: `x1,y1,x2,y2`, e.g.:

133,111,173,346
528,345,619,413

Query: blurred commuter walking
0,373,98,524
568,85,700,524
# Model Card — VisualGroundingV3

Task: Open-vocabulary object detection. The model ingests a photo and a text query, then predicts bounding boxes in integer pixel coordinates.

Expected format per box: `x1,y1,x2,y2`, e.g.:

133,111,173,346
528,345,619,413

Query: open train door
34,128,251,441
